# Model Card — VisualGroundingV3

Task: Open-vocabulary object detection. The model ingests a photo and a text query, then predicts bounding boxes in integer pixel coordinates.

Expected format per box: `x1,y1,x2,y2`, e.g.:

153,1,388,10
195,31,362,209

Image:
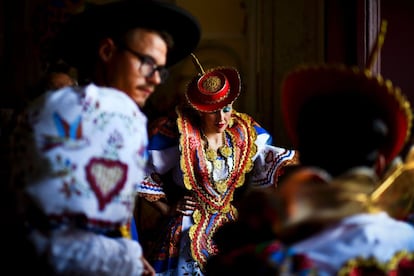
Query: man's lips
140,88,153,95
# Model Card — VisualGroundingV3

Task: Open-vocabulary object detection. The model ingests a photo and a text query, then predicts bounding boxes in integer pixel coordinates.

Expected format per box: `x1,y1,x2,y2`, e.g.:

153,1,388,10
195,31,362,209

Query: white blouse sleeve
248,132,298,189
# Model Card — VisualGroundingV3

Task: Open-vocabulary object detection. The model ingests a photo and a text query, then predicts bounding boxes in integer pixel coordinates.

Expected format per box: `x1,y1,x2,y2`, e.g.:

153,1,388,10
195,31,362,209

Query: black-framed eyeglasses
120,45,169,83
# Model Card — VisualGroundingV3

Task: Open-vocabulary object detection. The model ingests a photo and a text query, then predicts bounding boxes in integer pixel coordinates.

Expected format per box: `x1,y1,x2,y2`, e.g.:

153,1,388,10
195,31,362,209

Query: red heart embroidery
85,157,128,210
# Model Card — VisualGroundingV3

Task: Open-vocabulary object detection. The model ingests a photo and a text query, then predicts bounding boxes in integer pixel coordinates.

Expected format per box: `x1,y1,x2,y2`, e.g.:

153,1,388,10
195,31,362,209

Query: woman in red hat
136,54,298,275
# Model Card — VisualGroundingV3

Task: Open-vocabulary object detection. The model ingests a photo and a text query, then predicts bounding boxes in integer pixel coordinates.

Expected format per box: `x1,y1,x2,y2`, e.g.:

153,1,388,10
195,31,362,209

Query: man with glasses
10,0,201,275
53,0,201,109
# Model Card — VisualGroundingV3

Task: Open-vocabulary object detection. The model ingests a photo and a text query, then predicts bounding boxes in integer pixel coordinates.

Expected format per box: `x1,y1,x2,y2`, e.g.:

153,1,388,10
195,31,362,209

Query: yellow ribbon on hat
190,53,205,75
349,21,414,217
366,20,387,71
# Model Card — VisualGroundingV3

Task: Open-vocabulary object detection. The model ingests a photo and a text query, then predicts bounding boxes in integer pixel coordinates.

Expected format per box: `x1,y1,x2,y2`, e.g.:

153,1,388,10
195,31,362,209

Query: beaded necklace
202,131,232,170
202,131,234,193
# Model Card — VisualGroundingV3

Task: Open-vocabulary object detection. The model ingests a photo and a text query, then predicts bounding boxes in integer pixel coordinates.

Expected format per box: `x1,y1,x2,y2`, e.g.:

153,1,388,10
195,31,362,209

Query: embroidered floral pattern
13,84,148,232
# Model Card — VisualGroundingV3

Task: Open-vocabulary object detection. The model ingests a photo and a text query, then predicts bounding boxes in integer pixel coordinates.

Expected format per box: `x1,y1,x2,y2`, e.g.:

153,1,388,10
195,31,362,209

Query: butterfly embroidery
42,112,89,150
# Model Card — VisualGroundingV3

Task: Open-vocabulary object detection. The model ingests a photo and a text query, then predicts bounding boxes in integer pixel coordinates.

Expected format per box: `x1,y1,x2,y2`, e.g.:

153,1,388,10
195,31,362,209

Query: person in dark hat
9,0,201,275
136,54,298,275
52,0,201,109
281,64,412,177
268,63,414,275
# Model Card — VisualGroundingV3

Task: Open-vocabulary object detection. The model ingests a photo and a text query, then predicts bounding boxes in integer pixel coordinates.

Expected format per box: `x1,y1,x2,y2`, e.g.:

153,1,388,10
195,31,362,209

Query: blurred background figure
273,62,414,275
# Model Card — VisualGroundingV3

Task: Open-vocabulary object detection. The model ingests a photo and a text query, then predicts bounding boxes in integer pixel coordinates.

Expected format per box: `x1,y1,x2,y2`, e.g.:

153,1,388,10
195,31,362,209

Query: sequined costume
137,106,298,275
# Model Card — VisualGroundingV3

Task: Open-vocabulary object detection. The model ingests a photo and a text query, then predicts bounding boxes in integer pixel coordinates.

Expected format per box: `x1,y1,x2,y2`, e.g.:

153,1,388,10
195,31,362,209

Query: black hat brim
52,0,201,69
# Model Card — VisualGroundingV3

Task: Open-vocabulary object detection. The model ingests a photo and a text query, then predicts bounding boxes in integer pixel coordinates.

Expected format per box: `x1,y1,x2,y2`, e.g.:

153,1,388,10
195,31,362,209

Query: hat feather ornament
190,53,205,75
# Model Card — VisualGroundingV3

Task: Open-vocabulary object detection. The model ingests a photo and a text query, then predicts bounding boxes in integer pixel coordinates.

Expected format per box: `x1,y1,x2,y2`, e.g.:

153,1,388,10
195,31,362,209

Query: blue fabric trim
152,257,179,273
130,217,138,241
254,125,273,145
148,133,178,150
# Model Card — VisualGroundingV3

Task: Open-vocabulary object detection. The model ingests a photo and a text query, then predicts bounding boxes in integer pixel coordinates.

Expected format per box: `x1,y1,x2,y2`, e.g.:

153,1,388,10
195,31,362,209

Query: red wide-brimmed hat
281,64,412,164
185,54,241,112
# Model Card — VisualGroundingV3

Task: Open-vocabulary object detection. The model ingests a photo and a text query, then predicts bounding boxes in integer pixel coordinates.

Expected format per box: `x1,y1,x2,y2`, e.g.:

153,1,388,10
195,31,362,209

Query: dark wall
2,0,413,111
0,0,84,109
381,0,414,107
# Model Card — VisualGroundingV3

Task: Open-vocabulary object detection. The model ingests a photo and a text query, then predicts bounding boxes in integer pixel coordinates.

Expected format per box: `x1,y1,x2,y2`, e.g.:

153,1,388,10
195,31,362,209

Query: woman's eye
223,106,232,113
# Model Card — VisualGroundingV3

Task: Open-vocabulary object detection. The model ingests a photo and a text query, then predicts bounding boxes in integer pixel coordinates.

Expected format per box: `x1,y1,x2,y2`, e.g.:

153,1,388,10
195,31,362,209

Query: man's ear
98,38,116,62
